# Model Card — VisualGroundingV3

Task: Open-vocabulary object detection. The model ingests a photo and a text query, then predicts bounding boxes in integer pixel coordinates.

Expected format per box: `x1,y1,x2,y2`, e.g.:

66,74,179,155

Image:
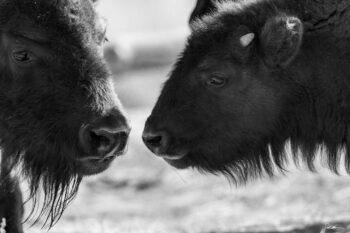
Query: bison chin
1,129,88,228
160,135,290,184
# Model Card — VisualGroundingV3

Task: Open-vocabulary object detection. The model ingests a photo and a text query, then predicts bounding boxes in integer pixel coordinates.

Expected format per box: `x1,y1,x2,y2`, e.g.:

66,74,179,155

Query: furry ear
260,15,303,68
189,0,216,28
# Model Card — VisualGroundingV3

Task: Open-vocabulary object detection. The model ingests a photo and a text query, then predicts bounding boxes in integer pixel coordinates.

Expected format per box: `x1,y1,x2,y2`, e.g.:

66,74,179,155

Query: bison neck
281,31,350,172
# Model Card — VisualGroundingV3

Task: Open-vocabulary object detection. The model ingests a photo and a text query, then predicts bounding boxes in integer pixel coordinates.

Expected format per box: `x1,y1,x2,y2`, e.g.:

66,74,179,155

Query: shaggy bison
143,0,350,181
0,0,130,231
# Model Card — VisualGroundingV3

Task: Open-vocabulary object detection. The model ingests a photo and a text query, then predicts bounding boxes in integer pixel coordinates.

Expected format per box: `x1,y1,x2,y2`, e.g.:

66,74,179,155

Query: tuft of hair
1,145,82,228
215,0,263,13
196,136,350,185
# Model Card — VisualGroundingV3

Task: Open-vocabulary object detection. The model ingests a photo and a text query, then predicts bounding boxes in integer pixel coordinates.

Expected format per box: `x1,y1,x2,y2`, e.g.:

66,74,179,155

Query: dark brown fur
144,0,350,183
0,0,129,231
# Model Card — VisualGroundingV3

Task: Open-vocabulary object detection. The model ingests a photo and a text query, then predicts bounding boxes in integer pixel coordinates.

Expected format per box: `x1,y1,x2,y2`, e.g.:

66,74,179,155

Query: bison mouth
76,153,128,177
164,156,191,169
152,147,191,169
76,154,117,175
160,152,190,169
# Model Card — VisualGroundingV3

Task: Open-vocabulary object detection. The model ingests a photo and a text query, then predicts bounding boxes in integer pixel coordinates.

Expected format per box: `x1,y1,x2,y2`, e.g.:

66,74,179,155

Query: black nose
79,114,131,158
142,130,169,155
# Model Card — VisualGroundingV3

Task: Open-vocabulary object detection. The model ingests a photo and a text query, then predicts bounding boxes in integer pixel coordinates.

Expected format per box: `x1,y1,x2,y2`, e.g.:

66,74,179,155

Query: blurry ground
27,0,350,232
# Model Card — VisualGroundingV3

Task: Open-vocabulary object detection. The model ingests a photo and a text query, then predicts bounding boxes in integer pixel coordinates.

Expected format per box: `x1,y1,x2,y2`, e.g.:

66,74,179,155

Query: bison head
143,4,304,181
0,0,130,226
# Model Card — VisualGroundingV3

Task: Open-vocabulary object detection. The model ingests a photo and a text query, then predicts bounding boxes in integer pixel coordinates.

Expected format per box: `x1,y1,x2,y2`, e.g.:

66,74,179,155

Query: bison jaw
164,157,191,169
76,155,116,176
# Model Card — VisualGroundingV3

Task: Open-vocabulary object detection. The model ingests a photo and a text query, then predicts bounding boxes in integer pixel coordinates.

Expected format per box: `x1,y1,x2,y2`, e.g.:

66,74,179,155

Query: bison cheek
236,81,280,136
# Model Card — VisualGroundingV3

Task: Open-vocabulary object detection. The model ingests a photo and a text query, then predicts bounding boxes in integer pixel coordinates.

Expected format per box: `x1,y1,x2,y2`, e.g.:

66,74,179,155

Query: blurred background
28,0,350,232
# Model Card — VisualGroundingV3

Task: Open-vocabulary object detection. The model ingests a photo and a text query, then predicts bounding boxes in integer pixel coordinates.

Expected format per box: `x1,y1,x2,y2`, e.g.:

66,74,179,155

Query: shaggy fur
0,0,128,230
189,0,216,25
144,0,350,183
189,0,350,37
0,163,23,233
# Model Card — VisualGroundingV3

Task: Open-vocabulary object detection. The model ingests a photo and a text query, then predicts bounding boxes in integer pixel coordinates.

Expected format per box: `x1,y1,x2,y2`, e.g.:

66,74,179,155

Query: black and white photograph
1,0,350,233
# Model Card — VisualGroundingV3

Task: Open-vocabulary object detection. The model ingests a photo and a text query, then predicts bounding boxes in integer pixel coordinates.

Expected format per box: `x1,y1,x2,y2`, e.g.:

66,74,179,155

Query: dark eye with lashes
12,50,32,63
204,76,227,88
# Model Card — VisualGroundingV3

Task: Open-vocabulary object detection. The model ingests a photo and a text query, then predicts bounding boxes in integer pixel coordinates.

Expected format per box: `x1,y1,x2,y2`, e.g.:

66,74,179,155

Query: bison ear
260,15,303,68
189,0,216,25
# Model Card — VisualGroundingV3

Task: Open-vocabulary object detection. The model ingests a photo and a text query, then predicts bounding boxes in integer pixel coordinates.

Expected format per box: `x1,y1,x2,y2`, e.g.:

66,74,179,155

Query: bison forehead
0,0,99,45
187,0,303,56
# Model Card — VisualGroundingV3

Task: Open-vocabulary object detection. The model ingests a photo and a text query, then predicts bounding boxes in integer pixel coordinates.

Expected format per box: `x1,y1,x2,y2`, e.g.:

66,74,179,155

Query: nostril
89,130,114,155
79,124,130,158
142,131,169,154
145,135,162,147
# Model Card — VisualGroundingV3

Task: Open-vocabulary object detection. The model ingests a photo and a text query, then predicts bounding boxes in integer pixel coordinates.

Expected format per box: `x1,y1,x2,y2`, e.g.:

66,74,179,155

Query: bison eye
12,50,31,62
205,76,227,88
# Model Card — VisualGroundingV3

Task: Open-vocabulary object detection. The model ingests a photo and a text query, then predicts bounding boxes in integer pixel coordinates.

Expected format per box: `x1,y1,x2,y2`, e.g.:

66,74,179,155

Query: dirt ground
24,1,350,232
